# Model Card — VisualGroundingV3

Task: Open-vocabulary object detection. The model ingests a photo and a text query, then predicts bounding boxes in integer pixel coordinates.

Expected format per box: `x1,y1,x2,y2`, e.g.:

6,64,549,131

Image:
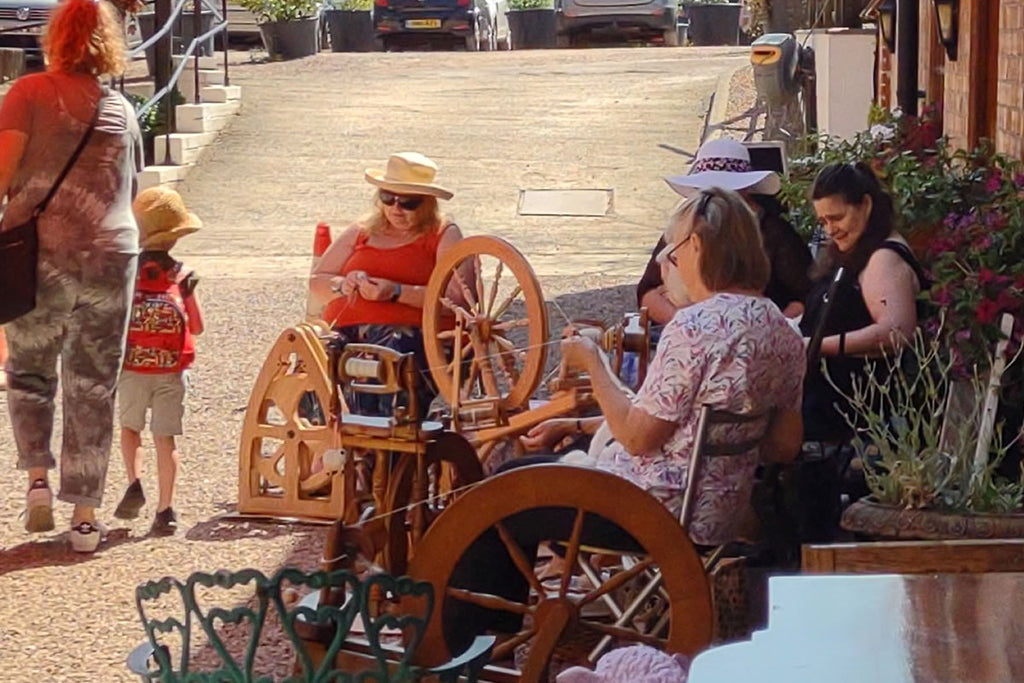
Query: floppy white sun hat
665,138,782,197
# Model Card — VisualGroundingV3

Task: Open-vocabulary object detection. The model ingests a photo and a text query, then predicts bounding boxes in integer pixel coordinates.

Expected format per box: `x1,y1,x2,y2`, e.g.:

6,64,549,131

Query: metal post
162,92,173,165
895,0,919,116
193,0,201,104
222,0,230,87
154,0,172,98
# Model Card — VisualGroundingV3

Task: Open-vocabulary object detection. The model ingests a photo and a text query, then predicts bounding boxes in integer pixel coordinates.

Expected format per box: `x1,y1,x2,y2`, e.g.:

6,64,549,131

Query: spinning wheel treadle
423,235,549,419
406,465,713,682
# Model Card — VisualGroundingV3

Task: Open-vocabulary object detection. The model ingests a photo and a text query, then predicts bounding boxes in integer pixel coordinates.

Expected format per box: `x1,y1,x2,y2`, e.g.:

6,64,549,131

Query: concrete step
138,163,193,190
154,130,219,166
123,81,155,100
178,67,226,102
173,53,229,71
175,100,241,134
200,84,242,103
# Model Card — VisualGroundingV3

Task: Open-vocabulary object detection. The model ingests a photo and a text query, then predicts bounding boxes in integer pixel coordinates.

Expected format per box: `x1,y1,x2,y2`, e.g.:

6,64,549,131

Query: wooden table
689,573,1024,682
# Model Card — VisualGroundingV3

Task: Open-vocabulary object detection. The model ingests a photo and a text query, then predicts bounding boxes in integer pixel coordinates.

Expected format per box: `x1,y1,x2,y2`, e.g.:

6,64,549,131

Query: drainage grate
517,189,613,217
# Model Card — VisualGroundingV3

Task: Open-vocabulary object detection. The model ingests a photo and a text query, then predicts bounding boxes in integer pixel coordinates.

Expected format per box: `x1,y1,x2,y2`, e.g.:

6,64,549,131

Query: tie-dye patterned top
589,292,805,546
0,71,143,268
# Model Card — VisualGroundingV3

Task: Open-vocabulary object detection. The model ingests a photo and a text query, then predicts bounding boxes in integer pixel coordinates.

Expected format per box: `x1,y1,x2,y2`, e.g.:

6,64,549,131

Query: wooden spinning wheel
238,324,343,520
423,236,549,420
406,465,714,682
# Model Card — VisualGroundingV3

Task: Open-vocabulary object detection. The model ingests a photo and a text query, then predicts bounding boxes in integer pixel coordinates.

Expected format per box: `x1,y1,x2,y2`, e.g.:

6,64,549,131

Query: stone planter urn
842,498,1024,541
507,9,556,49
260,16,321,60
324,9,376,51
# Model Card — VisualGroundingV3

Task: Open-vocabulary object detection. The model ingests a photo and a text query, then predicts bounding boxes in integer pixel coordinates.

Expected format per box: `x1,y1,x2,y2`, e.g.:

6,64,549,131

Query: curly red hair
43,0,127,77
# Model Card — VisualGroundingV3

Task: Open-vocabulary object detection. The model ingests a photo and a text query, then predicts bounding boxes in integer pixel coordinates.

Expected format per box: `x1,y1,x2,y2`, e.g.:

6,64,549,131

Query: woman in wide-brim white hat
309,151,465,416
636,138,811,328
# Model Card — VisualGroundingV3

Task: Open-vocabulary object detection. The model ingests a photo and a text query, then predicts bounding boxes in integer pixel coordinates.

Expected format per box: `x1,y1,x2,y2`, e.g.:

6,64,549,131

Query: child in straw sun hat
113,186,205,536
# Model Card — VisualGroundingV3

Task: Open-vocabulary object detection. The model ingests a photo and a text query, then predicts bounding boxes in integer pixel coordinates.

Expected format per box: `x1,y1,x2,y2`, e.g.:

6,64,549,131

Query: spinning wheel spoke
486,261,504,317
461,359,481,401
441,297,476,322
446,342,473,375
579,558,654,607
452,268,479,314
559,509,587,598
491,342,517,389
492,285,523,321
492,629,538,662
577,620,668,649
438,328,469,341
446,587,534,616
495,522,546,596
493,318,531,332
474,255,486,312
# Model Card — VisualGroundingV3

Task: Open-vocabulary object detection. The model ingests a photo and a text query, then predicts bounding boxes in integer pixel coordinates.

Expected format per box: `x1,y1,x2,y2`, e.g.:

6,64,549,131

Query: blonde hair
361,192,445,236
44,0,127,77
670,187,770,293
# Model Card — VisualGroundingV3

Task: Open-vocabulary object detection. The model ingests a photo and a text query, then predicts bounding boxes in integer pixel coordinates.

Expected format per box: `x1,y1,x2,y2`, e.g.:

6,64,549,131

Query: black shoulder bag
0,100,102,324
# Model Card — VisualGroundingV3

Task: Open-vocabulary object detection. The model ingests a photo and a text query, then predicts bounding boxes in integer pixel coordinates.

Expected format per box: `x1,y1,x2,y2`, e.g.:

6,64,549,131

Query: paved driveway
0,46,747,681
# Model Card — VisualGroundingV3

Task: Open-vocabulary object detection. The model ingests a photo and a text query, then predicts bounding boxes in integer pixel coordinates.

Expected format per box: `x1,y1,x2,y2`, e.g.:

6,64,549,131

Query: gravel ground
0,46,753,680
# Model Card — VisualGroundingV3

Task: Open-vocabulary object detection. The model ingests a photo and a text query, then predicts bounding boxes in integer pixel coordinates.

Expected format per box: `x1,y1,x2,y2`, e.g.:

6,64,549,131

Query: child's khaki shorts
118,370,188,436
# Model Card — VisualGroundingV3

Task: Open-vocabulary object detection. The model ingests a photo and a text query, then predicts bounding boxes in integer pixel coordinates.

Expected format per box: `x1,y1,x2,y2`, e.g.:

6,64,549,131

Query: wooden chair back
679,405,773,531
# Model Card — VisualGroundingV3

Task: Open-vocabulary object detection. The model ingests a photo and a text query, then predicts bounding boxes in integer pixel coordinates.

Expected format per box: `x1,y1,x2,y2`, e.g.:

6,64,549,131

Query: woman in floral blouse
522,187,806,547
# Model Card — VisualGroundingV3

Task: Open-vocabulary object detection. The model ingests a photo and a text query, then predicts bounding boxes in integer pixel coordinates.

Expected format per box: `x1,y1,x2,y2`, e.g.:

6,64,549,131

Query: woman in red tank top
310,152,465,415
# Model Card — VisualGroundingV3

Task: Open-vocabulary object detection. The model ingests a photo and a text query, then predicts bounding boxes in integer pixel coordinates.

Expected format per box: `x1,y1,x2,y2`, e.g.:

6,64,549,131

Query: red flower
978,268,996,286
976,298,1001,324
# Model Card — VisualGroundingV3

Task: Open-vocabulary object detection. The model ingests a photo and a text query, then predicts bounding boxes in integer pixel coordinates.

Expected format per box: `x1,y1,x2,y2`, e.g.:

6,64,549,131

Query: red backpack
123,257,195,373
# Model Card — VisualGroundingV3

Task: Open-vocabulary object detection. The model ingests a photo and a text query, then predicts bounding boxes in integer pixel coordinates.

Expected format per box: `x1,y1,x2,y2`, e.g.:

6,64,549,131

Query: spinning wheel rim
422,235,549,413
406,465,713,679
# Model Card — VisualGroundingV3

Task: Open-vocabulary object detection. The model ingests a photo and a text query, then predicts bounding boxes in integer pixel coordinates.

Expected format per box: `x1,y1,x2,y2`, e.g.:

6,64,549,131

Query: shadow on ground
0,527,147,577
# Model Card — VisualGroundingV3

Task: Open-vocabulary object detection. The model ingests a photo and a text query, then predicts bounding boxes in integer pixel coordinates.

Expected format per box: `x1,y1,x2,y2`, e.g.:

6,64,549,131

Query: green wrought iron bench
127,567,494,682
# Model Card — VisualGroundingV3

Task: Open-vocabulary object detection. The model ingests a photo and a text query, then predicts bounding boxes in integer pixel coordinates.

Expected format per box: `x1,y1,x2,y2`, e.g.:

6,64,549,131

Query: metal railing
123,0,231,164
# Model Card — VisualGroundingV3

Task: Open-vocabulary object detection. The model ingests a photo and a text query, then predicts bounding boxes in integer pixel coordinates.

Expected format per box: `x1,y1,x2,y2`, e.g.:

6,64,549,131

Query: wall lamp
932,0,959,60
877,0,896,53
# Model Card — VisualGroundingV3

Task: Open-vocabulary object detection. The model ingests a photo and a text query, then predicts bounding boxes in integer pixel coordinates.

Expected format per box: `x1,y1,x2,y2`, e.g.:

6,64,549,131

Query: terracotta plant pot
841,498,1024,541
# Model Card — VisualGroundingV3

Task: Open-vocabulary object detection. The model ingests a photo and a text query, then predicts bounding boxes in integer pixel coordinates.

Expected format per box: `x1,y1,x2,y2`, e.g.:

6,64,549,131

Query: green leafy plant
508,0,554,9
326,0,371,9
827,325,1024,514
236,0,321,22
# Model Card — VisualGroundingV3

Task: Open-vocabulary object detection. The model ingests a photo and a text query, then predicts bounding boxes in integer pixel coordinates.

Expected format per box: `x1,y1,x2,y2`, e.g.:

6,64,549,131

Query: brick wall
996,0,1024,158
941,0,975,150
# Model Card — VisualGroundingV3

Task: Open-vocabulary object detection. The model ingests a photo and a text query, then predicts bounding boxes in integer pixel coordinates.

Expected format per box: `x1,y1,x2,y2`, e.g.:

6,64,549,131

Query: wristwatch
390,283,403,303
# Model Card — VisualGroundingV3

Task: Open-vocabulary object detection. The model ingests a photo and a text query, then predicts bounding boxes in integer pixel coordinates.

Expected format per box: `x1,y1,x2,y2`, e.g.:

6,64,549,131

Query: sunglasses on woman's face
379,190,425,211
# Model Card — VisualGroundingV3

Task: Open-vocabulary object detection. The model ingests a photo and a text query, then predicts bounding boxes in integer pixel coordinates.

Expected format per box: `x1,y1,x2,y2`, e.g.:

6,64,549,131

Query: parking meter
750,33,800,106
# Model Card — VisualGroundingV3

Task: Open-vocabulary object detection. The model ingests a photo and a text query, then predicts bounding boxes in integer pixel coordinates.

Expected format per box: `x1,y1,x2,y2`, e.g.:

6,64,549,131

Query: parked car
0,0,55,56
554,0,678,46
373,0,511,51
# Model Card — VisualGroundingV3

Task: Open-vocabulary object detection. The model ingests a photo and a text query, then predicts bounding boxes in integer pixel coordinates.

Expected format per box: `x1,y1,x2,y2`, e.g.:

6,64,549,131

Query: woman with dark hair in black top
796,162,929,543
799,162,929,443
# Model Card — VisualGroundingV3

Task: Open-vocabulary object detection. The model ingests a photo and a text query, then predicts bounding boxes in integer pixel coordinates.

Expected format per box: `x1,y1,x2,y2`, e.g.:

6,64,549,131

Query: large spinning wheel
423,236,549,419
406,465,714,682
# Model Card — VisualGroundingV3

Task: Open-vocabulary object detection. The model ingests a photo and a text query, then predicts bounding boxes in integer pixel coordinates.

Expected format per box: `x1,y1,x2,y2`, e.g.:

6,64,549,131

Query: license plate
405,18,441,28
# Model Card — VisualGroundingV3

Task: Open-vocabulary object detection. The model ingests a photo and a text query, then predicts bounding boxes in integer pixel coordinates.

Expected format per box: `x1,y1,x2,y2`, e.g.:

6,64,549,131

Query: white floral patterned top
589,292,805,546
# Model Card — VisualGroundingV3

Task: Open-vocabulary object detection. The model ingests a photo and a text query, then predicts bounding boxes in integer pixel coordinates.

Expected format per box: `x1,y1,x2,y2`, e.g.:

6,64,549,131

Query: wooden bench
127,567,494,682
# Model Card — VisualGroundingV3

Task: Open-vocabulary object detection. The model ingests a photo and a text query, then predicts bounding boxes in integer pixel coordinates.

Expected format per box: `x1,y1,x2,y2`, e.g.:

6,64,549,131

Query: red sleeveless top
323,225,449,327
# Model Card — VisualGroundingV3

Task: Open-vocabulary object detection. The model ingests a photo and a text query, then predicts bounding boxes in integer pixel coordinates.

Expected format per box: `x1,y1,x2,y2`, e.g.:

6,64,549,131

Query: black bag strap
32,89,105,219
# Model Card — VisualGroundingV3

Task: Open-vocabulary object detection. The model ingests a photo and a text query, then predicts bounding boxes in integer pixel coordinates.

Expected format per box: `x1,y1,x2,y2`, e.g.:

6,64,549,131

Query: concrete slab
517,189,613,217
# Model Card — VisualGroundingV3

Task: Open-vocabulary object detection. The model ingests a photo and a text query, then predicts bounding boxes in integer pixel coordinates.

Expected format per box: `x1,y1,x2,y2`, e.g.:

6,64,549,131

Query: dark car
373,0,512,51
0,0,55,55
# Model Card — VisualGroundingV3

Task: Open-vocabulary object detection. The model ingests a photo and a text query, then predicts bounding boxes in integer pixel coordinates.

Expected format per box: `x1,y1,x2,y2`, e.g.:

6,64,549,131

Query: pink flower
985,170,1003,193
976,299,1001,324
932,286,953,306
